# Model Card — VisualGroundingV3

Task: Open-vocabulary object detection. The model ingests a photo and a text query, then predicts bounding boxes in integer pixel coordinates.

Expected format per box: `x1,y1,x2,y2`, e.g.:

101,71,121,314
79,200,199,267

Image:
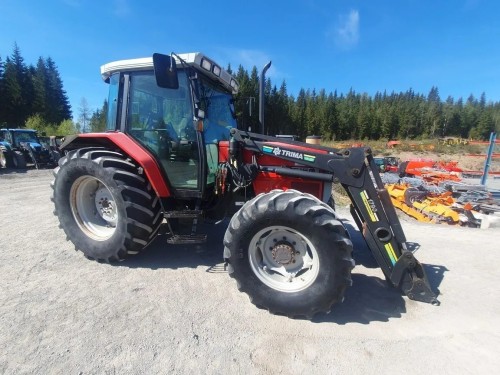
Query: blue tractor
0,128,55,169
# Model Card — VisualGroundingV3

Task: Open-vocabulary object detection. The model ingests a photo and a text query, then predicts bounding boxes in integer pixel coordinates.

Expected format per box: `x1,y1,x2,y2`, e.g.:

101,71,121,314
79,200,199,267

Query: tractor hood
19,141,47,153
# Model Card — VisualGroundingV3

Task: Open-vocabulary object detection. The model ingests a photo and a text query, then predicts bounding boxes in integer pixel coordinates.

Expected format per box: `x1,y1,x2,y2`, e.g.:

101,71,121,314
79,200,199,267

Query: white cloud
327,9,360,49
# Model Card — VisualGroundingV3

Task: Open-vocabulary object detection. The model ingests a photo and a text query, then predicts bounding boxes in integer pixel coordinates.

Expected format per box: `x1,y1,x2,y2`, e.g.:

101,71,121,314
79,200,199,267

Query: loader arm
230,129,439,305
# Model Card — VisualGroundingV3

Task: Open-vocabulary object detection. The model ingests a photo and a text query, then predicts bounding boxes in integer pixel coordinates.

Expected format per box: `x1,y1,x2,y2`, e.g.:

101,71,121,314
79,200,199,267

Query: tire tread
224,189,354,318
52,148,162,262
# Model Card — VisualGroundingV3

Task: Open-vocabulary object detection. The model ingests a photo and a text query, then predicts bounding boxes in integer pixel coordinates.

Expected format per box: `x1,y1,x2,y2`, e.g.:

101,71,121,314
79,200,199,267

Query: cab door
125,71,203,196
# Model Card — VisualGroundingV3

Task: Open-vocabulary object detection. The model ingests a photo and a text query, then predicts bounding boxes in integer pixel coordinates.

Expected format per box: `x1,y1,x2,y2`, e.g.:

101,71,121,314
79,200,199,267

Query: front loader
52,52,438,318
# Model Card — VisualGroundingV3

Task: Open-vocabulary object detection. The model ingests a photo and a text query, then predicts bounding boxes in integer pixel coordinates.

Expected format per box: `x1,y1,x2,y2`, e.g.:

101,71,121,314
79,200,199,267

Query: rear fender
61,133,171,197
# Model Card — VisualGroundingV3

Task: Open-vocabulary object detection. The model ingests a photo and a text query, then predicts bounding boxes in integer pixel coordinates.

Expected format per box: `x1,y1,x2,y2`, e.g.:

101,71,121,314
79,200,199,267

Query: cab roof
100,52,238,94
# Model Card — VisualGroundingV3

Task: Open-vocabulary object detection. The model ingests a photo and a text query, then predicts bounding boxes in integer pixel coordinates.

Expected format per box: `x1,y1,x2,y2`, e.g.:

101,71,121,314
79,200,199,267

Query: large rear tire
224,189,354,318
51,148,163,261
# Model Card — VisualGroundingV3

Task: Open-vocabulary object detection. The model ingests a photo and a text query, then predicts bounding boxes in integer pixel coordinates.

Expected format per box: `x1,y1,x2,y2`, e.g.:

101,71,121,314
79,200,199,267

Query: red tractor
52,53,438,318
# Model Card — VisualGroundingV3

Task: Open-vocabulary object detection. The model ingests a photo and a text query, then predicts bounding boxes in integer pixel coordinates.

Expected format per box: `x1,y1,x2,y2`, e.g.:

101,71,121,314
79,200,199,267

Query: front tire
12,151,27,168
0,150,6,168
51,150,61,165
224,189,354,318
51,148,163,261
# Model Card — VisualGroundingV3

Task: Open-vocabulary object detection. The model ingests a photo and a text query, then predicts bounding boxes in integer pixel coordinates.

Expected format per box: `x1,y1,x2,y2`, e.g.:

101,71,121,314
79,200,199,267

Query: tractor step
167,234,207,245
164,210,202,219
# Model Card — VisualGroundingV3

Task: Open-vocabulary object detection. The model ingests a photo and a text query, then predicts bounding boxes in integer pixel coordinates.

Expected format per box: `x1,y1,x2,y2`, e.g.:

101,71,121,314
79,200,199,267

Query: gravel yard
1,168,499,374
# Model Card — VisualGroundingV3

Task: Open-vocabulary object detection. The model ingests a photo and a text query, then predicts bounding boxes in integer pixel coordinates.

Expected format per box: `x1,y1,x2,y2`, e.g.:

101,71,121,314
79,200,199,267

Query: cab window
126,70,199,190
198,75,237,144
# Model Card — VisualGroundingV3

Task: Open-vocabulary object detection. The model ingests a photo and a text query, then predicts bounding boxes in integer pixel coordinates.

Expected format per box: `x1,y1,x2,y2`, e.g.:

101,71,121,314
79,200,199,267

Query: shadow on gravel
0,168,29,176
117,215,446,325
344,221,446,290
317,263,446,324
319,220,446,324
116,221,228,270
343,222,378,268
423,263,447,297
313,273,408,324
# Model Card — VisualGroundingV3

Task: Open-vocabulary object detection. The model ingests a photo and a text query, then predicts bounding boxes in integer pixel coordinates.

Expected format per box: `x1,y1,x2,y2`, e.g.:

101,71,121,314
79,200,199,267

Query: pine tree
78,98,91,133
2,43,32,126
321,92,339,140
357,93,372,139
276,81,292,135
472,109,495,140
32,57,47,116
462,95,479,138
0,45,72,127
89,100,108,132
294,89,308,139
45,57,72,123
426,86,442,137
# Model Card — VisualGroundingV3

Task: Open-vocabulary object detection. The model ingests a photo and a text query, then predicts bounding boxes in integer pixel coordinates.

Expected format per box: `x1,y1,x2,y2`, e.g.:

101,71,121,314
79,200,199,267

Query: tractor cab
100,53,238,199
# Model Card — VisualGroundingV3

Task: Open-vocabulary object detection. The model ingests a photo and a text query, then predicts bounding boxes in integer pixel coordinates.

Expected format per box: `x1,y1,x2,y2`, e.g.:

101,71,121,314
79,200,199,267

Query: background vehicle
39,135,64,164
384,156,400,172
51,52,438,318
0,128,55,169
374,157,387,172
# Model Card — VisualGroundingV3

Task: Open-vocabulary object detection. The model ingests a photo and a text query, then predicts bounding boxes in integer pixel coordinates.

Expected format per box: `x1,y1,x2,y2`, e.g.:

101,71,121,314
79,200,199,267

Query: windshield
13,131,39,144
198,75,237,144
127,70,193,138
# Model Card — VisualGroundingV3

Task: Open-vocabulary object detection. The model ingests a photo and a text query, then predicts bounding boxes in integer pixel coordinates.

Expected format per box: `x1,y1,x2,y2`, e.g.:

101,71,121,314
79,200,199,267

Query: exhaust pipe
259,61,272,135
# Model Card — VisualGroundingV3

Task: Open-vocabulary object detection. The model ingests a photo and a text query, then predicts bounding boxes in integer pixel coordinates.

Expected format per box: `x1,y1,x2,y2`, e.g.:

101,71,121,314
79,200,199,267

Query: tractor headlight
230,79,239,92
201,58,212,72
212,64,221,77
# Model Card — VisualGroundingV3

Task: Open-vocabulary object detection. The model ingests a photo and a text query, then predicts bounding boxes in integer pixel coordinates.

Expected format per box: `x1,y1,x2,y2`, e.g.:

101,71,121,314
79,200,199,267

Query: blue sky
1,0,500,120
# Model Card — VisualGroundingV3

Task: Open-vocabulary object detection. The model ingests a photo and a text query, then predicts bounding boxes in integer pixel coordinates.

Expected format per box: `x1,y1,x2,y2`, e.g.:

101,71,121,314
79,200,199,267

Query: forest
231,65,500,141
1,44,499,140
0,44,76,135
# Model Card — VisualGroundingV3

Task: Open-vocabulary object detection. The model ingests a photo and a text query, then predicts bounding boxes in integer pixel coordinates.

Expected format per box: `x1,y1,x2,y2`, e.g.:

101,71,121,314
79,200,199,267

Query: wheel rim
70,176,118,240
248,225,320,293
0,153,5,168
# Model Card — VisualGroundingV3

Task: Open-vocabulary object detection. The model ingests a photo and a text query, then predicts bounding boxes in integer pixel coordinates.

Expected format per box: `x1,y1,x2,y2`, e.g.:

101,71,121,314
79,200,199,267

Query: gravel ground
1,168,499,374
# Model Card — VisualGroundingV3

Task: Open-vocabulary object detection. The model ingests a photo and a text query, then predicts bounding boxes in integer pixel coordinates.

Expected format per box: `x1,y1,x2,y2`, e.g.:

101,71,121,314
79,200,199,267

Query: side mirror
153,53,179,89
195,108,205,119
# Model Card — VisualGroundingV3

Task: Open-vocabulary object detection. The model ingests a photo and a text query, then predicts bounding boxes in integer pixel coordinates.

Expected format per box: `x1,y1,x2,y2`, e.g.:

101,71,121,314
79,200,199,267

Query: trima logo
262,145,316,162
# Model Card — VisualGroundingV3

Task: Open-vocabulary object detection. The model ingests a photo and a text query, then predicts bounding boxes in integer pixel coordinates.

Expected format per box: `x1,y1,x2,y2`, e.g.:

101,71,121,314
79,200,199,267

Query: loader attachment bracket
390,250,440,305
